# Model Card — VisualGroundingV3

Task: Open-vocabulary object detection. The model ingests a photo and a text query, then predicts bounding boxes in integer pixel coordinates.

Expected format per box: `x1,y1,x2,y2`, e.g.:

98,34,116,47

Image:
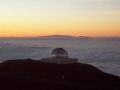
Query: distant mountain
38,35,94,39
0,35,120,40
38,35,77,39
37,35,120,40
78,36,93,39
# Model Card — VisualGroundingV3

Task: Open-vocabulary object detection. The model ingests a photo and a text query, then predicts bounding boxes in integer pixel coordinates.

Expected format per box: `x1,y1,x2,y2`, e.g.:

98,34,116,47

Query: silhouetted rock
0,59,120,90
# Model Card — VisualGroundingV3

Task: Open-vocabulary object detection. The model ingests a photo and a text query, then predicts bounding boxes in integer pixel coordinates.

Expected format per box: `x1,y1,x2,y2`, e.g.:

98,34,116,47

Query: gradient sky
0,0,120,37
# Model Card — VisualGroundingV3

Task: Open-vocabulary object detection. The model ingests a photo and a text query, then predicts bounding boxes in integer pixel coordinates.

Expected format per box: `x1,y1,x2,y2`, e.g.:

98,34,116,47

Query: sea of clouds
0,38,120,76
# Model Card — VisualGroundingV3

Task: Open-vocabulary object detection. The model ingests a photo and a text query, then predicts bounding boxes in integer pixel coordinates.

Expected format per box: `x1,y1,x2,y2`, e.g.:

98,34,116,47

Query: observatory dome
51,48,68,58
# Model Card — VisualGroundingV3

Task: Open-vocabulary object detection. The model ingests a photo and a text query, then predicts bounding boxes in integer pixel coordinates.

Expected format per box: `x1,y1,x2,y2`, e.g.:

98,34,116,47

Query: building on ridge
41,48,78,64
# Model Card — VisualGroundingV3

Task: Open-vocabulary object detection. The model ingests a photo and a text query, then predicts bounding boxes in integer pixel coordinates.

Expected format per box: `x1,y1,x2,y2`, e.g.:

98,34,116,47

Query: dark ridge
0,59,120,90
37,35,77,40
39,35,76,38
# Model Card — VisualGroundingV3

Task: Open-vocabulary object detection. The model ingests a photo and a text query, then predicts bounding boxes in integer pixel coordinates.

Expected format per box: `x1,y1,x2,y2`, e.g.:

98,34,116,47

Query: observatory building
41,48,78,64
51,48,68,58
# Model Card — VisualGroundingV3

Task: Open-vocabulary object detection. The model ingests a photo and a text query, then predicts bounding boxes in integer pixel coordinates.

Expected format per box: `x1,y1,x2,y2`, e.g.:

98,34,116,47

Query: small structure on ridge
41,48,78,64
51,48,68,58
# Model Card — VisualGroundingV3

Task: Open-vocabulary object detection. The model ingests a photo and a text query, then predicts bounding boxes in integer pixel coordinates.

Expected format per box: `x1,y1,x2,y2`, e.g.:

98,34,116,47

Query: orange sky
0,0,120,37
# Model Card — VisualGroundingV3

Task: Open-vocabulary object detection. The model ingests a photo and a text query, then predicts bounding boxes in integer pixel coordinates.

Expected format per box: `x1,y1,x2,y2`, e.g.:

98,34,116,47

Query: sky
0,0,120,37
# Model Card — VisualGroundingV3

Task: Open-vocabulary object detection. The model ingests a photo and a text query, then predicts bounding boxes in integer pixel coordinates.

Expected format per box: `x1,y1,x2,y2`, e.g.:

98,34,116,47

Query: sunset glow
0,0,120,37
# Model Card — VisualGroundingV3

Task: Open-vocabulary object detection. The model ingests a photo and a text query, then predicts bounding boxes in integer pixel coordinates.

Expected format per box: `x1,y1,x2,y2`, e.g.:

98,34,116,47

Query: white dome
51,48,68,58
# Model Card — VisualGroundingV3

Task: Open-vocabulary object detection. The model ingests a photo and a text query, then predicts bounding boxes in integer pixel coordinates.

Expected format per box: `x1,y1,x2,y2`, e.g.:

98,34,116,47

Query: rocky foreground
0,59,120,90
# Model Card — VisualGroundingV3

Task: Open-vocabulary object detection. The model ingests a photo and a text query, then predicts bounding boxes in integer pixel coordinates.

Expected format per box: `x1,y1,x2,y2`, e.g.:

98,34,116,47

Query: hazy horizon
0,34,120,38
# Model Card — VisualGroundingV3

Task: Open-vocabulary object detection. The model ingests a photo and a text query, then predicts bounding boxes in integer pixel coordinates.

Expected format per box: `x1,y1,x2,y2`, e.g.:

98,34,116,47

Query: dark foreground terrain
0,59,120,90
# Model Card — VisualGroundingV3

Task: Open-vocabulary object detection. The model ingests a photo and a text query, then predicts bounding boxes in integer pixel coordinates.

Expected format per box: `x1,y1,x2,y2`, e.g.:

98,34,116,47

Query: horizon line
0,34,120,38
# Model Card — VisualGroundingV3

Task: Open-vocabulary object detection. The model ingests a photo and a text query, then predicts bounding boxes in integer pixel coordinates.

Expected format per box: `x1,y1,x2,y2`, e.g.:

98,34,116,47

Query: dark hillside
0,59,119,90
